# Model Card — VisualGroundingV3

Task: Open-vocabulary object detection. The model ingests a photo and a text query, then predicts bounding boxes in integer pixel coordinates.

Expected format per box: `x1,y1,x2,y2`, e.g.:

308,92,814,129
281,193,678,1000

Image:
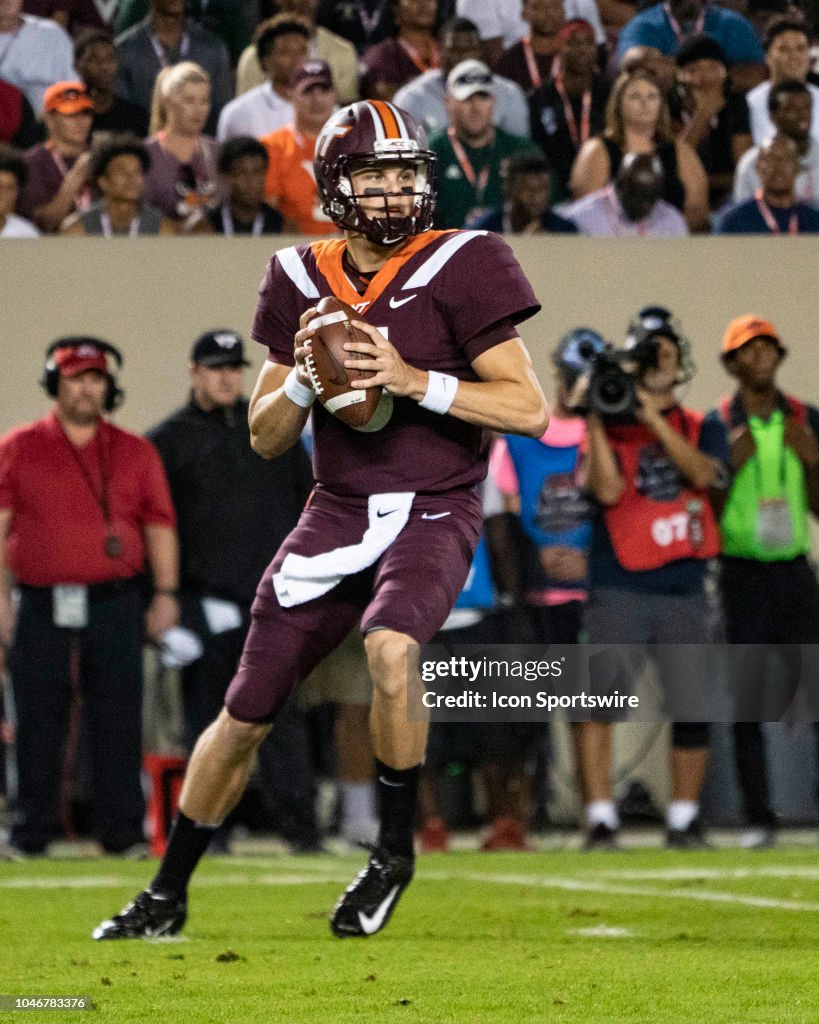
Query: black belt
19,578,140,600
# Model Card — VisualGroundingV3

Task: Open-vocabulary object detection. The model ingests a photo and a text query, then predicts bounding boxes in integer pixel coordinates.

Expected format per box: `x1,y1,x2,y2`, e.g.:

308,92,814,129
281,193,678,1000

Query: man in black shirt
470,151,578,232
207,137,283,235
671,35,751,210
74,31,150,140
528,19,609,200
315,0,393,53
147,330,318,850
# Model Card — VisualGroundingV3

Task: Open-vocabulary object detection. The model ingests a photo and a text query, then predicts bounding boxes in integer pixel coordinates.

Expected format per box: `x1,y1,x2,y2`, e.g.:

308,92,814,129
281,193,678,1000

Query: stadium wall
1,236,817,434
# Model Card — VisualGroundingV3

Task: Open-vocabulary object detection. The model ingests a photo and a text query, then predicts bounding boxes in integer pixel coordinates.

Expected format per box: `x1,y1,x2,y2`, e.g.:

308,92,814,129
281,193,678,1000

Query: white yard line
0,876,126,889
0,873,351,889
2,867,819,912
420,871,819,913
569,925,635,938
597,866,819,881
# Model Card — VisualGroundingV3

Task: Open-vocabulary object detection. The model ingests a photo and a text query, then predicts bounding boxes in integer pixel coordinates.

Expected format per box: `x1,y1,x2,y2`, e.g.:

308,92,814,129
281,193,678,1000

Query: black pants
181,616,320,848
720,556,819,827
425,609,557,773
9,582,145,853
523,600,585,646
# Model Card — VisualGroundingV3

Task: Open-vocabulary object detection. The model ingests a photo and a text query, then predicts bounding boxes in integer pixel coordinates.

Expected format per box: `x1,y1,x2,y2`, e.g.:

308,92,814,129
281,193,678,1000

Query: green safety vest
719,399,810,561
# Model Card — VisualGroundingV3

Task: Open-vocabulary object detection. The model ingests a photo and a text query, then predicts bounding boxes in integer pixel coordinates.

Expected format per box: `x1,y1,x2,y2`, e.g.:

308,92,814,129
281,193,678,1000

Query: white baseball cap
447,59,495,101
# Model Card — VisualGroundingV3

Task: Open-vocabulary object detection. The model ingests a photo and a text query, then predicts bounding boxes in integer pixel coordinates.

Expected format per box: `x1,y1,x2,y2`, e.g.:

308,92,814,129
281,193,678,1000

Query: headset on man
41,336,125,413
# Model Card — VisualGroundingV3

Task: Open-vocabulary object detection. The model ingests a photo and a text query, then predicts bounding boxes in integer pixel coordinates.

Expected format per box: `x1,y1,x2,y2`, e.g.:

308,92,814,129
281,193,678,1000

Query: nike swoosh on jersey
377,509,399,518
358,885,400,935
389,294,417,309
421,512,451,520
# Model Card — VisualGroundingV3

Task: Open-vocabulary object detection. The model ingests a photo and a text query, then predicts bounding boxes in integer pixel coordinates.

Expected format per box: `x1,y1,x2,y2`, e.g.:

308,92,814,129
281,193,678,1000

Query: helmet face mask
315,102,438,246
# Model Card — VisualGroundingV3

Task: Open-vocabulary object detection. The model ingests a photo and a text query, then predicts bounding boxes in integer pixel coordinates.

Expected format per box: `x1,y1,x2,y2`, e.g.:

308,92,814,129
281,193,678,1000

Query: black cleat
666,816,711,850
92,888,187,940
331,847,414,938
584,822,620,851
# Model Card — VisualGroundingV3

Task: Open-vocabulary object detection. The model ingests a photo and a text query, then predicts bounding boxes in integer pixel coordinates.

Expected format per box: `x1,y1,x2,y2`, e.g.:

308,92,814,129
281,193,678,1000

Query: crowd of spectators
1,0,818,238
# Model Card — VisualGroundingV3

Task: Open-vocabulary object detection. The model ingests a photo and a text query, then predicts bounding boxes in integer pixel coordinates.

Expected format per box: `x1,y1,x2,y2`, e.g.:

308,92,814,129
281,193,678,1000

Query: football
304,296,392,431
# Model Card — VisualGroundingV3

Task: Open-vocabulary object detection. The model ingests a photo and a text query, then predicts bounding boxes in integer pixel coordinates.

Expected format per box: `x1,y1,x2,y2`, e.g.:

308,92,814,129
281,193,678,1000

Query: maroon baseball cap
292,59,334,94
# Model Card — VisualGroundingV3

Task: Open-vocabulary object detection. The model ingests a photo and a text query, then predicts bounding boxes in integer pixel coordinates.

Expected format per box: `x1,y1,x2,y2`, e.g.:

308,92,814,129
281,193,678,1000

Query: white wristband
283,367,316,408
419,371,458,415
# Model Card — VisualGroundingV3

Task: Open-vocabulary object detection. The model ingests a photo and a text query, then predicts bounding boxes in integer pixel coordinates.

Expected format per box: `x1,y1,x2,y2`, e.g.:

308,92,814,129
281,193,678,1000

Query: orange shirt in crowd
261,124,337,235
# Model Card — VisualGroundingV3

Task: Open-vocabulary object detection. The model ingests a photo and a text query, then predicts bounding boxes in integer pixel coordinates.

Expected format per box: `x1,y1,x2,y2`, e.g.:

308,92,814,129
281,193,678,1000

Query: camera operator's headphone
41,337,125,412
625,306,695,384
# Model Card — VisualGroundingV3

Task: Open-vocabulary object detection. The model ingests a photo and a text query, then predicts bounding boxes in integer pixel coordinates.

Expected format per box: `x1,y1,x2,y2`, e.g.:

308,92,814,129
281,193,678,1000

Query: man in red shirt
0,338,178,856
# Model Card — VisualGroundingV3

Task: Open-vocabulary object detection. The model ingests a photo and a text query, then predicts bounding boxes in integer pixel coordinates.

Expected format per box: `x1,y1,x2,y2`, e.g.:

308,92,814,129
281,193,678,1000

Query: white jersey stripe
278,246,320,299
369,102,386,143
402,230,488,290
391,103,409,138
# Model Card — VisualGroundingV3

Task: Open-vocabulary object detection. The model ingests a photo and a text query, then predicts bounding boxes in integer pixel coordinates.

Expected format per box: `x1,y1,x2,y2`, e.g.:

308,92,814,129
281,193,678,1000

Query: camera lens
588,359,637,418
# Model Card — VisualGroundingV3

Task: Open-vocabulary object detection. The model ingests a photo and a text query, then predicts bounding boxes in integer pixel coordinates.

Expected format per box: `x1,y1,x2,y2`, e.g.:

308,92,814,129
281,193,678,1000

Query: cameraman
577,308,729,848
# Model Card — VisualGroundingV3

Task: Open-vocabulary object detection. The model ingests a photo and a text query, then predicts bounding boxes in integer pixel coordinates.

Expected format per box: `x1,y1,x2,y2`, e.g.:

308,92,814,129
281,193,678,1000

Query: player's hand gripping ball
305,297,393,432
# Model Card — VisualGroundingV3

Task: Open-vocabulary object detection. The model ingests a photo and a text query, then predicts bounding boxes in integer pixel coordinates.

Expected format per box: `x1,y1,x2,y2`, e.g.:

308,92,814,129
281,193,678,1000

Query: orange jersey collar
310,230,455,310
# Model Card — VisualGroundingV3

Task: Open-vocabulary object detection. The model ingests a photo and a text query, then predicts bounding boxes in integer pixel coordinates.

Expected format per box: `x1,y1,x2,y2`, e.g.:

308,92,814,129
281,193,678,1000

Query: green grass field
2,845,819,1023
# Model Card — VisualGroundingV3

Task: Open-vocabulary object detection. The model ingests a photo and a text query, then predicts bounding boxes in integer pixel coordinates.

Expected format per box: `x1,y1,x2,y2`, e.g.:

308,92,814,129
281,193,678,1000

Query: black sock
375,759,420,858
151,811,217,898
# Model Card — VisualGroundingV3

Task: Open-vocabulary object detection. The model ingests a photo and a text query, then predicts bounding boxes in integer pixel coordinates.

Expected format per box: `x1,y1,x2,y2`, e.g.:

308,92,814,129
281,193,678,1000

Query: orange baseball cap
43,81,94,116
721,314,783,357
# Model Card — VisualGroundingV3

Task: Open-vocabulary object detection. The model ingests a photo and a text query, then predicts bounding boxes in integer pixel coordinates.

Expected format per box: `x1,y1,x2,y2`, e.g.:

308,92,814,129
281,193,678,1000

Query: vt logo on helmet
314,100,438,246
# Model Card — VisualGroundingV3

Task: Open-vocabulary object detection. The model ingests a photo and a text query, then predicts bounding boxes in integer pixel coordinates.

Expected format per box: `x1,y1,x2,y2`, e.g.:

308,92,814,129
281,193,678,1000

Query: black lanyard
59,421,123,558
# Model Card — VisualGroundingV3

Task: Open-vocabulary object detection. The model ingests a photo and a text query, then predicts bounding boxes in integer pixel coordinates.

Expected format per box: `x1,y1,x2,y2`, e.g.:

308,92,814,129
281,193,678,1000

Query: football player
94,99,549,941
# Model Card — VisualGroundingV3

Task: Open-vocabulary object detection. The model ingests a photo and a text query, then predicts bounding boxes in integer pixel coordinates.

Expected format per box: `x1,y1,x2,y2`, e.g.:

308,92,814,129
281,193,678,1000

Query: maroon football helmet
314,100,437,246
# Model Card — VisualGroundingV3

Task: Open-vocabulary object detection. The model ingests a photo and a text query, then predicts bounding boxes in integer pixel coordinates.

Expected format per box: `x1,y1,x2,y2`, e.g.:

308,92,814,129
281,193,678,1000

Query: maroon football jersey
251,229,540,496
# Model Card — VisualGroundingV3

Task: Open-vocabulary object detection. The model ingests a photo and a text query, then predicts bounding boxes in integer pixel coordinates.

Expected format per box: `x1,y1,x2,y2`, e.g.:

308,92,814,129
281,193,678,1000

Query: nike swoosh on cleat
421,512,451,520
378,775,405,787
358,885,400,935
389,294,417,309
